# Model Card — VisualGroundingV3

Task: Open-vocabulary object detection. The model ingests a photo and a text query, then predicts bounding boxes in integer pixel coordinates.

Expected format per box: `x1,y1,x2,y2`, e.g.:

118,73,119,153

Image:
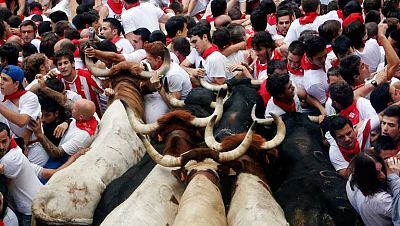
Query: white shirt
355,39,382,73
123,49,147,63
121,2,164,33
264,95,302,117
312,12,343,31
115,38,134,54
164,62,192,100
1,146,43,215
227,50,245,65
325,97,378,122
346,177,393,226
284,18,317,45
105,2,124,21
302,68,329,104
59,119,93,156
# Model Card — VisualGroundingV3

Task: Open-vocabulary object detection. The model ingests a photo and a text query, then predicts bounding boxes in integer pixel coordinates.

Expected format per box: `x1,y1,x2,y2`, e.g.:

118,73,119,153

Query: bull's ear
171,168,187,183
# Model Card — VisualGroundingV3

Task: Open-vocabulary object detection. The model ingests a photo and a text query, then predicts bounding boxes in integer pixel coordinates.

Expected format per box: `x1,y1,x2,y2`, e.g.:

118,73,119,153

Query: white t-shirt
185,48,202,68
170,51,180,64
1,146,43,215
121,2,164,33
325,97,378,122
355,39,382,73
264,95,302,117
302,68,329,104
312,12,342,32
284,18,317,45
123,49,147,63
59,119,93,156
115,38,135,54
105,2,124,21
31,39,41,53
346,177,393,226
227,50,245,65
164,62,192,100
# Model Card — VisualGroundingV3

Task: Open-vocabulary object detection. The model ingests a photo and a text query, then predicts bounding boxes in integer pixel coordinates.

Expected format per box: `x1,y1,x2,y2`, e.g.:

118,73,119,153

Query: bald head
72,99,96,121
54,38,76,53
6,35,22,46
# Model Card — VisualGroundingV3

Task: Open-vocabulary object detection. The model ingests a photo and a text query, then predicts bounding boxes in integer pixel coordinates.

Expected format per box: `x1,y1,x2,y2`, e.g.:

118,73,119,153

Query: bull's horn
137,133,181,167
260,113,286,149
121,100,159,134
140,47,171,80
165,93,185,107
250,79,266,86
205,115,222,151
251,105,274,125
199,77,228,91
218,121,257,162
189,88,224,127
210,84,232,108
85,54,112,77
308,116,320,123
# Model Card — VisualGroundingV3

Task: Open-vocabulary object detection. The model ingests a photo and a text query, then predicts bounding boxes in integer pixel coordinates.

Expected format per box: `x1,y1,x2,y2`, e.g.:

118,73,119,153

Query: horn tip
250,121,257,131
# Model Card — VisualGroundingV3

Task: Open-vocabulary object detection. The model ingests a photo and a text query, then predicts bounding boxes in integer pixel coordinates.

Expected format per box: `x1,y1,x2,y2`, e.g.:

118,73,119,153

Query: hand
103,88,115,97
378,21,389,39
53,122,68,138
375,68,388,85
386,156,400,175
85,47,96,58
9,28,20,36
0,164,4,174
189,68,205,78
37,74,46,90
29,118,43,137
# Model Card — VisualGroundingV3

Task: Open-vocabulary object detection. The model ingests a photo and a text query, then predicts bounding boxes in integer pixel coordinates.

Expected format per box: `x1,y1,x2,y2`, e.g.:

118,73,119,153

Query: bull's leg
173,174,227,226
227,173,288,226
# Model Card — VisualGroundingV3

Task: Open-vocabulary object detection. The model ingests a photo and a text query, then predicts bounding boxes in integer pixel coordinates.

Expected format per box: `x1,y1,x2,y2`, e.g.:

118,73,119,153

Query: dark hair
302,0,321,13
149,30,166,44
251,9,267,32
304,35,326,57
172,36,190,56
76,2,94,14
259,0,276,14
332,35,352,58
29,1,42,11
22,43,38,58
288,40,305,56
20,20,37,32
212,27,230,50
31,14,43,23
103,18,123,36
211,0,227,17
64,27,80,40
365,11,381,24
72,14,86,31
0,43,19,65
49,11,68,23
373,135,397,155
387,9,400,21
298,29,319,42
382,0,400,17
184,16,196,31
370,83,392,113
329,81,354,108
363,0,381,14
21,53,46,83
170,1,183,15
132,27,151,43
328,66,340,76
343,0,362,17
189,24,211,42
267,72,290,97
0,8,12,22
365,22,378,39
343,20,366,49
97,39,117,53
83,11,99,27
349,151,388,195
252,31,275,50
329,115,353,139
40,32,59,59
267,59,287,75
227,23,245,44
339,54,360,86
327,0,339,11
7,15,22,28
53,20,70,37
54,49,74,65
228,7,242,20
45,76,65,92
165,16,186,38
38,21,52,36
382,105,400,125
389,29,400,50
276,9,291,22
0,122,10,137
38,94,66,123
318,20,341,44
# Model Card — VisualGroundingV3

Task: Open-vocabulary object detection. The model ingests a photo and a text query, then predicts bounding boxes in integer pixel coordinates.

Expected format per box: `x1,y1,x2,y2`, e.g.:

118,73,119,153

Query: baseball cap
1,65,24,84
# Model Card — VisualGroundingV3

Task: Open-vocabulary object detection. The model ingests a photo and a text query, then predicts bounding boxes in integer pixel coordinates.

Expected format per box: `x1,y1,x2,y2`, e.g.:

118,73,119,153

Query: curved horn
251,105,274,125
218,121,257,162
137,133,181,167
85,54,112,77
141,47,171,81
205,115,223,151
189,88,224,127
260,113,286,149
199,77,228,91
165,93,185,107
210,83,232,108
308,116,320,123
121,100,159,134
250,79,266,86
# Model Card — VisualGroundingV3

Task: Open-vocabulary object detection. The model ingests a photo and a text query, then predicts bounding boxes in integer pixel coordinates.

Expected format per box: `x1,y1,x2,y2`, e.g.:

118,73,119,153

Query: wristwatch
371,80,378,87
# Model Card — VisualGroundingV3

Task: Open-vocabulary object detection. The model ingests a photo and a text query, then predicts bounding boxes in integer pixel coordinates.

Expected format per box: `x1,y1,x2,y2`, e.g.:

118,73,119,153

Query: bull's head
123,89,225,134
200,78,265,92
251,105,320,124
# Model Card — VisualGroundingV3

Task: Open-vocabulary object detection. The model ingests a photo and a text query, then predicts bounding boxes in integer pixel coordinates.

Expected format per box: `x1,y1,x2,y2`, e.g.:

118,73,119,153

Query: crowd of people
0,0,399,224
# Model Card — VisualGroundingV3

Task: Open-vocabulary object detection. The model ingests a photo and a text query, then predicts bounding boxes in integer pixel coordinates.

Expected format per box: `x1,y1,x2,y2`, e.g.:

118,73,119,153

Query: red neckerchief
337,10,344,20
3,89,27,102
273,98,296,113
30,7,43,15
338,120,371,162
326,45,333,53
125,1,140,10
73,47,80,58
166,35,172,46
206,14,215,23
299,12,319,25
111,36,121,44
8,138,17,150
287,63,304,76
258,80,271,107
0,219,4,226
339,101,360,125
201,44,220,60
342,13,364,28
271,49,283,60
301,54,324,71
107,0,123,14
255,59,267,79
267,13,276,25
76,116,98,136
331,58,339,68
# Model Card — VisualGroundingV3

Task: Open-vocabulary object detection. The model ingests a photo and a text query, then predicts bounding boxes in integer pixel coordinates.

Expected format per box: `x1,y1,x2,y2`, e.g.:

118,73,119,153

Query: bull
31,52,170,225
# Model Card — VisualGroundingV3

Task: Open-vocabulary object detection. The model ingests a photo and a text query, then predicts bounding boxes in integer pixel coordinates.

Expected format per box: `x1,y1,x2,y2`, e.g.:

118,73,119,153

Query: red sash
3,89,27,102
201,44,220,60
125,1,140,10
273,98,296,113
338,101,360,126
255,59,267,79
206,14,215,23
76,116,98,136
299,12,319,25
111,36,121,44
9,138,17,150
338,120,371,162
107,0,123,14
287,64,304,76
301,54,324,71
